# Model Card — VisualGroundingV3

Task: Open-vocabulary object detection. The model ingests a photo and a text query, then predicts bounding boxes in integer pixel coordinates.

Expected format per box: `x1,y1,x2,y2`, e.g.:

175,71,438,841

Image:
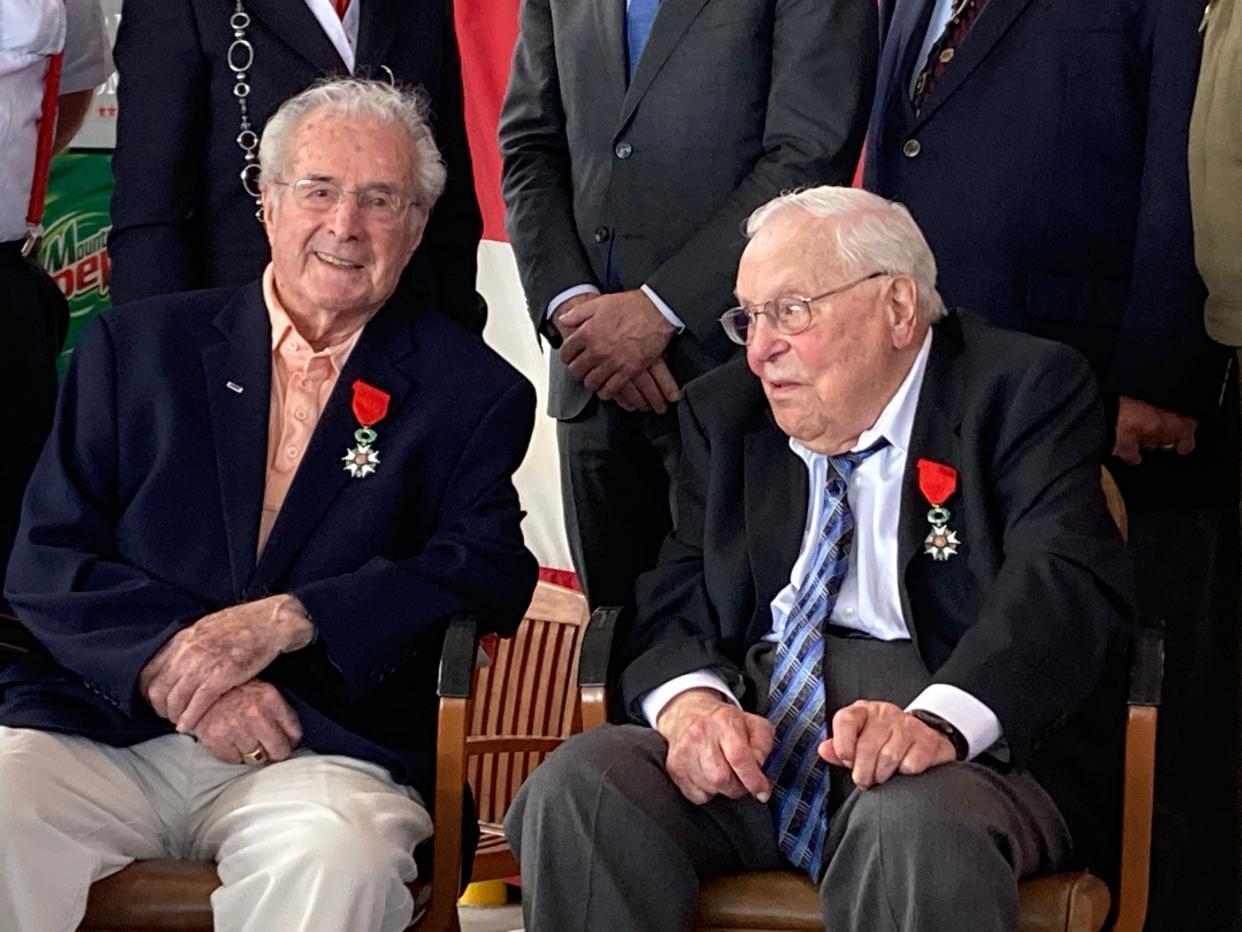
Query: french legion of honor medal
342,380,391,478
916,458,960,561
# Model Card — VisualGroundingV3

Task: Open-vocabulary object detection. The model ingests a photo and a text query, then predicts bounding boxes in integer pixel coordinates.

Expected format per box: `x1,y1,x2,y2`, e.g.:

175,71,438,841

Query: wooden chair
0,609,481,932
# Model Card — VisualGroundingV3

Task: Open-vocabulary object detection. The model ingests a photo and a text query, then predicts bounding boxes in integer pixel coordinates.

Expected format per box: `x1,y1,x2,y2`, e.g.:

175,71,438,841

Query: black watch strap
909,709,969,761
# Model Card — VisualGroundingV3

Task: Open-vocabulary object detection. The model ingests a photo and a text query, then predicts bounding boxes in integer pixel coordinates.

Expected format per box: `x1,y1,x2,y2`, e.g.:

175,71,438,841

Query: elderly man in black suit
506,186,1134,932
107,0,484,331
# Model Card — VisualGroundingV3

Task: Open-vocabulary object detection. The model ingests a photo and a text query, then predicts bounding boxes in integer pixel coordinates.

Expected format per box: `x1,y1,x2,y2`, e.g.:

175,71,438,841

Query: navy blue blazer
1,285,537,801
864,0,1227,421
108,0,484,331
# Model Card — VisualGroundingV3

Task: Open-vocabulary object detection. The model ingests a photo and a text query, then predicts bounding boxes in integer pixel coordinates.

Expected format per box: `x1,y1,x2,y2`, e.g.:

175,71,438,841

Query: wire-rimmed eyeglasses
719,271,891,345
270,178,417,225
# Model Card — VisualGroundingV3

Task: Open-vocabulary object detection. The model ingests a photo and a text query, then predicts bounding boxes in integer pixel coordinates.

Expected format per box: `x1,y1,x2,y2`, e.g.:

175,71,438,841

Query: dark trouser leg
505,724,785,932
556,399,681,610
821,764,1071,932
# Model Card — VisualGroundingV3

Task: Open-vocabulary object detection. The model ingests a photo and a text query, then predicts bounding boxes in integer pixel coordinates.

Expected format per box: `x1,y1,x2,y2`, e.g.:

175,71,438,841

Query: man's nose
747,312,787,361
327,194,365,236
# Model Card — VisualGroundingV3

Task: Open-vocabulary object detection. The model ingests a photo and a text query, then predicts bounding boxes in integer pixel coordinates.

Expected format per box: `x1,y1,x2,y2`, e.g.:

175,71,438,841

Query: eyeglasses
271,178,416,225
719,271,891,345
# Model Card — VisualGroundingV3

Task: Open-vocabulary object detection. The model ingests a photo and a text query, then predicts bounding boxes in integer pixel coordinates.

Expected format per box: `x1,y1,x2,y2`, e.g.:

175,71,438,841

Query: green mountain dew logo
41,212,111,302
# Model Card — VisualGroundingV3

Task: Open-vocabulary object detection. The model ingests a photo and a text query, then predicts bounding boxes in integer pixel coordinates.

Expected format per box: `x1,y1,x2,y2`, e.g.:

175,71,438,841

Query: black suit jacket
1,285,537,802
108,0,483,331
863,0,1227,426
619,313,1135,875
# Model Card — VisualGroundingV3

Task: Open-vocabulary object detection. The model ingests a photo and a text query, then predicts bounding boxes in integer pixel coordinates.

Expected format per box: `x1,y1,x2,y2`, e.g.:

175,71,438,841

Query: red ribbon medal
915,458,961,561
342,380,390,478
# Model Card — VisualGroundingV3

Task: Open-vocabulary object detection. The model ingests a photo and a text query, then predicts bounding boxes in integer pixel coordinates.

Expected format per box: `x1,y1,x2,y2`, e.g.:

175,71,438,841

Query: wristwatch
908,709,969,761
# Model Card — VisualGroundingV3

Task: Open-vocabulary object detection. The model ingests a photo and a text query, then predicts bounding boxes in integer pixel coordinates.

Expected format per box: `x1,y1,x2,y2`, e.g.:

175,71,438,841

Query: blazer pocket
1023,271,1128,326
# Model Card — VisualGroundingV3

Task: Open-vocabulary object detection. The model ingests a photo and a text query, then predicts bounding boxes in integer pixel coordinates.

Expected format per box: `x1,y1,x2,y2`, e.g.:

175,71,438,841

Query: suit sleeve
107,0,209,305
498,0,601,336
1105,0,1228,415
617,392,744,718
4,317,211,715
417,0,484,328
931,347,1136,768
291,377,539,699
644,0,878,344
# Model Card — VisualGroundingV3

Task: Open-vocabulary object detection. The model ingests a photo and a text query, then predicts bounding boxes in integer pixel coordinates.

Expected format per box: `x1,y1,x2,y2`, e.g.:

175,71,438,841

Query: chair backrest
466,580,590,826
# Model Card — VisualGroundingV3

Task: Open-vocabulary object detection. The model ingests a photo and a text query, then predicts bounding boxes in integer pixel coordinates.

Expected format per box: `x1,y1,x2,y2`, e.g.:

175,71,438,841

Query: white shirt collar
789,328,934,463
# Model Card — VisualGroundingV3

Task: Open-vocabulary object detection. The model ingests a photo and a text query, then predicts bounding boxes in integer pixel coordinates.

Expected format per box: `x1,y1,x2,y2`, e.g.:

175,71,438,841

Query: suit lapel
355,0,397,74
912,0,1036,127
617,0,712,130
203,286,274,597
250,300,418,589
593,0,629,118
247,0,348,74
743,418,808,637
897,316,966,639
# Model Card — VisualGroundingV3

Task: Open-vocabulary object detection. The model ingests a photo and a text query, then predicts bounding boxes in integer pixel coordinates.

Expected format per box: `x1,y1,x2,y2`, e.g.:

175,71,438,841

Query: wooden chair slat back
467,581,589,825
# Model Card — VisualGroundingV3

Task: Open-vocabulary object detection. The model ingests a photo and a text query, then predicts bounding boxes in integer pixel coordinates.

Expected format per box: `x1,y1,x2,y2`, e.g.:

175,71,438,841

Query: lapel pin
342,379,391,479
226,381,244,394
916,457,961,561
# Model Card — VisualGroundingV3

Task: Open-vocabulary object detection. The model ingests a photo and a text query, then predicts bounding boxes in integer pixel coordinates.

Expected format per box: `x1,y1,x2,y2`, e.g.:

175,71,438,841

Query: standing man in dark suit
0,79,536,932
499,0,877,609
507,187,1133,932
864,3,1237,925
108,0,485,332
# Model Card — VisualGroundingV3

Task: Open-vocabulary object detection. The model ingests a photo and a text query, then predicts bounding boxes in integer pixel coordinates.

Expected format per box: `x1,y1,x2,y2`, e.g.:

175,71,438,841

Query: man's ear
259,185,276,244
404,206,430,262
887,275,920,349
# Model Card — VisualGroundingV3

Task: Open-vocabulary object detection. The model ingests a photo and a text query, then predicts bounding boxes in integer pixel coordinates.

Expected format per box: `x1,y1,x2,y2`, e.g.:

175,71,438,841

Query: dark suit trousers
557,397,681,610
507,635,1071,932
0,249,66,611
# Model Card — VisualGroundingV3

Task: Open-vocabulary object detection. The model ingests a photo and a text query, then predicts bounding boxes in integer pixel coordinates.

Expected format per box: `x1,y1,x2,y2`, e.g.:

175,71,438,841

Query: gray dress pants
506,636,1073,932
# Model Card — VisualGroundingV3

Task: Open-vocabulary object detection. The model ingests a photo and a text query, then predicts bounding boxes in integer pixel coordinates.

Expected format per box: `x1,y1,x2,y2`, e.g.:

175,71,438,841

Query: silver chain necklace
229,1,262,218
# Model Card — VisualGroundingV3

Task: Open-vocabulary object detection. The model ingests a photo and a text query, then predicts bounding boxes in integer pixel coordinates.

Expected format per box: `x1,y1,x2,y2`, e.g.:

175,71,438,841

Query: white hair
745,187,946,322
259,77,447,226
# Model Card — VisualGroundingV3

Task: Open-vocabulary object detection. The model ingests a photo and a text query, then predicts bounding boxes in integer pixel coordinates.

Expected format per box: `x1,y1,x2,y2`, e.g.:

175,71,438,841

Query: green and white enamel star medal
342,380,390,479
916,458,961,561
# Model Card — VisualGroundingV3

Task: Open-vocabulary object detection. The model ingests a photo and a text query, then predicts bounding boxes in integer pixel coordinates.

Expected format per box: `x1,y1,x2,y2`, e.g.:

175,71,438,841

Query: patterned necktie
626,0,662,79
911,0,990,114
764,443,886,878
332,0,351,19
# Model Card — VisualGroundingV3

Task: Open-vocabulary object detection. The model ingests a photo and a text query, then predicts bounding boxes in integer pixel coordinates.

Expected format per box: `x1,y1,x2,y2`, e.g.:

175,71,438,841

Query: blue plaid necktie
626,0,662,79
764,443,886,878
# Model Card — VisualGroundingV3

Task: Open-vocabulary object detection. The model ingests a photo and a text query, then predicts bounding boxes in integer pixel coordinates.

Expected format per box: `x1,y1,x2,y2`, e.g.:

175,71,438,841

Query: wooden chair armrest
578,606,622,731
1113,623,1164,932
437,614,480,701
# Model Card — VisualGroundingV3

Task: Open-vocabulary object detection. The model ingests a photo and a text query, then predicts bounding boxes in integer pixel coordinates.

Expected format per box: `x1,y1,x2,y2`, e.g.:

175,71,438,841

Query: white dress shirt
641,330,1004,760
304,0,361,73
0,0,110,241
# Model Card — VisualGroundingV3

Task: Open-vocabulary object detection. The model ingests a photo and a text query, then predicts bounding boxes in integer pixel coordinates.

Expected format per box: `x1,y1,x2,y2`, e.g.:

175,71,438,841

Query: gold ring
240,746,267,766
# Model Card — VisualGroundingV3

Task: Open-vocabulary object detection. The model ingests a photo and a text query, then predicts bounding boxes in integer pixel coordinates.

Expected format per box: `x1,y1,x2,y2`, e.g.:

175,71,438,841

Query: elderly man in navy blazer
0,78,537,932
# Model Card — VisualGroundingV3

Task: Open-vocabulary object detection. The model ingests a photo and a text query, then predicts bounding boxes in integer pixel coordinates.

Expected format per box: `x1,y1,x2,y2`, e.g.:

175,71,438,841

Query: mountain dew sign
36,152,114,376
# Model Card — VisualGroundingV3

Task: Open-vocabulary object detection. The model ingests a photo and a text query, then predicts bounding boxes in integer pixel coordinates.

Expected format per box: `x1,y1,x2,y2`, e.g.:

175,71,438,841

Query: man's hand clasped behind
139,593,314,758
1112,395,1198,465
554,289,680,414
655,688,775,805
819,700,956,789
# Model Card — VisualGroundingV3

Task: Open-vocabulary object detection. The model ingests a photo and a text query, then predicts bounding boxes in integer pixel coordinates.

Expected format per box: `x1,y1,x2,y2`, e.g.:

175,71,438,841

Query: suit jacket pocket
1023,271,1127,327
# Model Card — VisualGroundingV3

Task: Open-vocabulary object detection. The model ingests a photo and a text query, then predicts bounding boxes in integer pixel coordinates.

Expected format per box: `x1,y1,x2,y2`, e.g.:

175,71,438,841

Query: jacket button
903,138,922,158
593,226,610,243
614,141,632,159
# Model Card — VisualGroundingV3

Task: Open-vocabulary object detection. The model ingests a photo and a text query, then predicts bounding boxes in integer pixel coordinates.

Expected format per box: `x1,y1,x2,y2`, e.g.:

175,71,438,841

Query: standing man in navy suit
0,79,536,932
108,0,485,332
864,3,1237,926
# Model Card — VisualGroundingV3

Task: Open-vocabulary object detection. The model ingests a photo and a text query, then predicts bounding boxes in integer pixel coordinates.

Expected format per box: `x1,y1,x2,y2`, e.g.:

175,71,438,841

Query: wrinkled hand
140,594,313,734
819,700,955,789
191,679,303,766
559,290,676,402
1113,396,1197,465
549,292,597,343
656,688,774,805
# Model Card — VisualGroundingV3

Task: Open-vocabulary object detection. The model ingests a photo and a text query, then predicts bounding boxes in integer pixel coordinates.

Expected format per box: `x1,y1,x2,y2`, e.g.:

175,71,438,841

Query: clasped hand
139,594,313,743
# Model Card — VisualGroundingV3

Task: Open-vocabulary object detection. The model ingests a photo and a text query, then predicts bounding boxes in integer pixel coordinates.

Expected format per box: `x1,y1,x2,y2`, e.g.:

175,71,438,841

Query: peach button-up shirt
258,265,364,554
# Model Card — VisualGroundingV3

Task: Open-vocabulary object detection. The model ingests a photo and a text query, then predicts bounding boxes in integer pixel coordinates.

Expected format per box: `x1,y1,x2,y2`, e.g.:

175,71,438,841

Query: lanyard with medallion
917,458,961,560
342,380,389,478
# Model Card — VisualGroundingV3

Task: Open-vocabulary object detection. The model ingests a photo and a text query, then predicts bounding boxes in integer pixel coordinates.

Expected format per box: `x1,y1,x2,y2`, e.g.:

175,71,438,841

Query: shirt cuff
906,684,1003,761
545,284,601,320
640,283,686,332
640,669,739,728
